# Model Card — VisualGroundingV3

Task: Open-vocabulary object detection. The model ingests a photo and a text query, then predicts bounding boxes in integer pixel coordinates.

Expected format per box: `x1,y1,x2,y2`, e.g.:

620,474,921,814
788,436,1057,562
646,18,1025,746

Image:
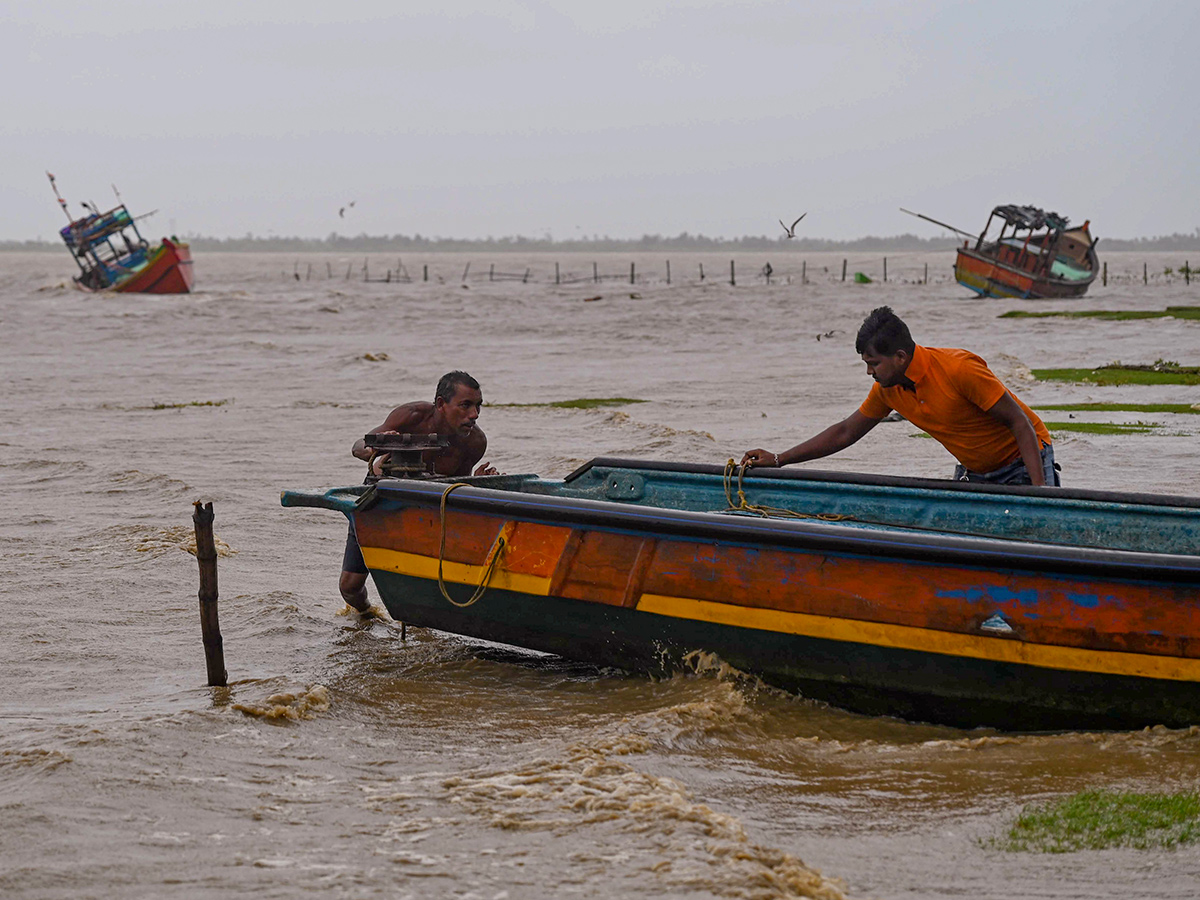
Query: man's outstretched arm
742,411,880,468
985,393,1046,486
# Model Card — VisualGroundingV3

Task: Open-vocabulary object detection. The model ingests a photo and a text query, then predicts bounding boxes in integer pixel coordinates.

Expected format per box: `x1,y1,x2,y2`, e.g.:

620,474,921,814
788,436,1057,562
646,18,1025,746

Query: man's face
861,346,909,388
437,384,483,438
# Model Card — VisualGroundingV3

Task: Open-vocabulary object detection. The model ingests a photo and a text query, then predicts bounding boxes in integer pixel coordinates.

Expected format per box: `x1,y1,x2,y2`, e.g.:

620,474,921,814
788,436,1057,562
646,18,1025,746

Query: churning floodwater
2,249,1199,899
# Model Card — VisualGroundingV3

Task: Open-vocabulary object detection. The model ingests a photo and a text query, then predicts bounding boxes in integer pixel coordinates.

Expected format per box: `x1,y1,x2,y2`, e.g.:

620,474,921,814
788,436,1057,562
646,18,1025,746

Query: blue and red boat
284,458,1200,731
48,173,194,294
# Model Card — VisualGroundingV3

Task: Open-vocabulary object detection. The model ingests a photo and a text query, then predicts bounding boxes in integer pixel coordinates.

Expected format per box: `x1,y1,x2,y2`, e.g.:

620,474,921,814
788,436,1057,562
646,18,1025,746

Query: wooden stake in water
883,257,887,283
1144,262,1148,285
841,259,847,282
1187,261,1191,286
1103,261,1107,286
423,264,428,282
555,262,560,285
923,263,928,284
630,262,635,285
699,262,705,281
462,262,471,282
730,260,736,286
802,260,806,284
593,262,598,284
666,260,671,285
192,501,227,687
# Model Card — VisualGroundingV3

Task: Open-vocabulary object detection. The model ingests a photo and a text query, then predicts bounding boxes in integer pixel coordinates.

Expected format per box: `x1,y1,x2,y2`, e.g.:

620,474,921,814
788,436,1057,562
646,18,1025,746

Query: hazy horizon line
6,229,1200,253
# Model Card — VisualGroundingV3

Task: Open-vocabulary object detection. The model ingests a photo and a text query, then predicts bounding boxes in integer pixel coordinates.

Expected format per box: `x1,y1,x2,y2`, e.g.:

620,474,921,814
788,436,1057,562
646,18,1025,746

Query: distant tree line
6,230,1200,252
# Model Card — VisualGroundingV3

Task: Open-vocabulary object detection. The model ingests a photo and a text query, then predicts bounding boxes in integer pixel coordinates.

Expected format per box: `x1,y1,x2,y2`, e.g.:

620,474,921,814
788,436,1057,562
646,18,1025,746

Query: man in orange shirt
741,306,1060,485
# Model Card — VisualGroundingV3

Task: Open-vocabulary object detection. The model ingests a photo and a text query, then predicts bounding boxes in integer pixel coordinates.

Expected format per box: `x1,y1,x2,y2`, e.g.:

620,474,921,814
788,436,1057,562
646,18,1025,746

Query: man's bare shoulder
376,401,436,433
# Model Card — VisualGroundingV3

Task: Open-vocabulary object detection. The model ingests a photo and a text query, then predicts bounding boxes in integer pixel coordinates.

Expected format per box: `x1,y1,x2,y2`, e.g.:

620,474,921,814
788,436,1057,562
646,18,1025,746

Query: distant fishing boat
283,457,1200,732
902,204,1099,300
47,173,194,294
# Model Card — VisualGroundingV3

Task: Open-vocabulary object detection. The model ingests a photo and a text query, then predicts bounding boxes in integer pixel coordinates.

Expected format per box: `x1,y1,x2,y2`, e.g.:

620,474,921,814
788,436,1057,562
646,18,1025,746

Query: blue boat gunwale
331,477,1200,585
566,457,1200,511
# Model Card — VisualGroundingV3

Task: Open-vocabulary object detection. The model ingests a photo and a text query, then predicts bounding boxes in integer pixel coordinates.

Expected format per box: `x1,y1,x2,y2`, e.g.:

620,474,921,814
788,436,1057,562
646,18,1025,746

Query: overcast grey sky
3,0,1197,242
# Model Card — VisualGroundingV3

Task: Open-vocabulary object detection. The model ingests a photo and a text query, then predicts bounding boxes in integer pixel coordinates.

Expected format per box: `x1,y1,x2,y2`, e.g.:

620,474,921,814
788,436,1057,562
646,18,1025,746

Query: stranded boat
955,204,1098,299
47,172,194,294
283,457,1200,731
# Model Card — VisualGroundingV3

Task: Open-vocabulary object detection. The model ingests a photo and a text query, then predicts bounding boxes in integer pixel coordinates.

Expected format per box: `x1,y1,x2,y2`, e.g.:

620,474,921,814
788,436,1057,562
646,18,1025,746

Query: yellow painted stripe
636,593,1200,682
361,546,551,596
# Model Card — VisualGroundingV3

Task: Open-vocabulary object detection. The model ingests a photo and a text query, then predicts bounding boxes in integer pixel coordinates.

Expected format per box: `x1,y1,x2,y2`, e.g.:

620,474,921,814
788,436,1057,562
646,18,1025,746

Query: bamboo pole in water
192,501,226,687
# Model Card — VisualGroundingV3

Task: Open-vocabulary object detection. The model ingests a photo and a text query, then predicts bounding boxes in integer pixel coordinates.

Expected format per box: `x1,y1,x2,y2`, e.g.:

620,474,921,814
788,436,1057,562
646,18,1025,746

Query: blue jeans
953,444,1061,486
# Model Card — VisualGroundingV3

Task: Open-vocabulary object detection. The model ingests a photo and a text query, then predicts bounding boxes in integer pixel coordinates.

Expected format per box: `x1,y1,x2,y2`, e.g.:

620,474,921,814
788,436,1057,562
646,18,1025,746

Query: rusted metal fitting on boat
363,432,449,481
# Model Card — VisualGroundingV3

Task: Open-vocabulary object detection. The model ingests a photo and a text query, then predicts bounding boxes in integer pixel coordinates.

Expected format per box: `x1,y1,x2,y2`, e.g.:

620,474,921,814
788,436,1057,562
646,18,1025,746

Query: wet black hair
855,306,916,356
435,371,481,405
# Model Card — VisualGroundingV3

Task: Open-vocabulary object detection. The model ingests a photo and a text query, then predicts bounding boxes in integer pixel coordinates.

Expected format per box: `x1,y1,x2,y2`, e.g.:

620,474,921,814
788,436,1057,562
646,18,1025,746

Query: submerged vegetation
995,789,1200,853
150,399,231,410
1033,361,1200,385
1042,421,1160,435
1034,403,1200,415
488,397,646,410
1001,306,1200,321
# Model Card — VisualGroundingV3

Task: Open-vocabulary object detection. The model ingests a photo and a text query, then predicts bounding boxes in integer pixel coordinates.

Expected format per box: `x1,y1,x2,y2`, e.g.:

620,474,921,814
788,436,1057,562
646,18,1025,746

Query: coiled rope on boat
437,482,506,608
722,459,850,521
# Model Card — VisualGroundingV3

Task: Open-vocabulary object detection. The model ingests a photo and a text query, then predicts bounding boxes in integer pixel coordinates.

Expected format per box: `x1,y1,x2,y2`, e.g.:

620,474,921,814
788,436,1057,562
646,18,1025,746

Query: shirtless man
741,306,1060,486
339,371,498,613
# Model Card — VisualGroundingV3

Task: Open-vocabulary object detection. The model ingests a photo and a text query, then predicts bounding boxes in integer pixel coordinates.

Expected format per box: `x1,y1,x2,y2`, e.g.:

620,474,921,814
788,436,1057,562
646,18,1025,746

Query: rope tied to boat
722,459,851,521
437,482,506,608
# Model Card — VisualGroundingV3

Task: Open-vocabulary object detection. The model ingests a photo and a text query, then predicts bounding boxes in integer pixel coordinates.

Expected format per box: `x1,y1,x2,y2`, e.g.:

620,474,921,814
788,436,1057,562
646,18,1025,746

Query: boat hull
283,467,1200,731
113,239,194,294
955,245,1096,300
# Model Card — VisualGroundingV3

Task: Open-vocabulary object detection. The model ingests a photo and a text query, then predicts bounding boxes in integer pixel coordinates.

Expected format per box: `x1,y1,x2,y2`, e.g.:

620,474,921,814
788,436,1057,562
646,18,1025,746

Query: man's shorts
953,444,1061,486
342,522,368,574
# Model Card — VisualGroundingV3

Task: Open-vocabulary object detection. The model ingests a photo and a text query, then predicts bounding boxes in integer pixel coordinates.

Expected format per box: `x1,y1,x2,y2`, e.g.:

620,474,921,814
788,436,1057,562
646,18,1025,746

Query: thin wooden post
593,262,598,284
306,263,312,281
883,257,887,282
363,258,368,281
730,260,736,286
924,262,928,284
192,501,227,687
666,260,671,284
699,262,705,281
489,264,494,282
630,262,635,285
523,268,531,283
345,262,352,280
462,262,471,282
1144,262,1148,285
326,262,332,279
1187,261,1191,286
555,262,560,285
1102,261,1107,286
423,264,428,282
801,260,806,284
841,259,847,282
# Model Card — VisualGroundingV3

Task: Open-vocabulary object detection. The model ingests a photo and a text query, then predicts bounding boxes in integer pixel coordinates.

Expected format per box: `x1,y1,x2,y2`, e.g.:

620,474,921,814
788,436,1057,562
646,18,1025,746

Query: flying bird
779,213,807,238
338,200,357,219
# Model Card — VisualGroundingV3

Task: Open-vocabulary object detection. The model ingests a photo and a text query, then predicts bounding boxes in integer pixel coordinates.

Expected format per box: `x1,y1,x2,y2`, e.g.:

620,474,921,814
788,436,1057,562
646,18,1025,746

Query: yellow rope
722,459,851,521
437,482,506,608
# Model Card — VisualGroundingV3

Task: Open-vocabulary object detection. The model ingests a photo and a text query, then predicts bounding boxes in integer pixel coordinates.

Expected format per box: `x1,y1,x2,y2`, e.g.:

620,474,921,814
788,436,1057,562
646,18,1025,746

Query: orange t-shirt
857,345,1051,473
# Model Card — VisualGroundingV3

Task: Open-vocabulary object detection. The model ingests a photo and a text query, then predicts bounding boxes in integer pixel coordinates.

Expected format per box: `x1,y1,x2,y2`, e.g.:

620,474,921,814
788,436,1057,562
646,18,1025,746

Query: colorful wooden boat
954,204,1097,299
48,173,194,294
282,458,1200,731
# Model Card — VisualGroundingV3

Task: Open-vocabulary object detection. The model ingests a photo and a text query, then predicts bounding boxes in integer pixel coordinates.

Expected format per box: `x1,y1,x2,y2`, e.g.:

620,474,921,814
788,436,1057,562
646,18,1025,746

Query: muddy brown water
2,250,1199,898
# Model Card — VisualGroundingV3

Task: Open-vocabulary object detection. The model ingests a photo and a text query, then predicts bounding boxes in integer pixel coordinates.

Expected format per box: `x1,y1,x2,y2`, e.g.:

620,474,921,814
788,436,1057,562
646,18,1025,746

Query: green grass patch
1033,366,1200,385
1043,421,1160,435
487,397,647,410
1000,306,1200,321
994,789,1200,853
1034,403,1200,415
150,399,231,410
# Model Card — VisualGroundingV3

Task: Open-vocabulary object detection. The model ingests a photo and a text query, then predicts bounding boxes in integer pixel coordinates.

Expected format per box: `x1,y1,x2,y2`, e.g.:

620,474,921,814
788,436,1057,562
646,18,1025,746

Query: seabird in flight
779,213,807,238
